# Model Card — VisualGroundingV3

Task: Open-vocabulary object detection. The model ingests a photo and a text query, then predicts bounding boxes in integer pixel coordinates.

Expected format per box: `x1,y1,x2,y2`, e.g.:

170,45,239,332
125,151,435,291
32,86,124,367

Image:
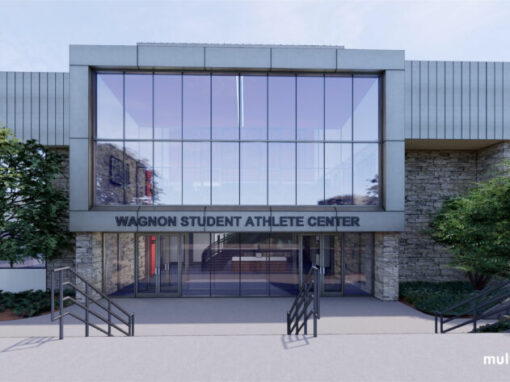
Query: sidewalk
0,333,509,382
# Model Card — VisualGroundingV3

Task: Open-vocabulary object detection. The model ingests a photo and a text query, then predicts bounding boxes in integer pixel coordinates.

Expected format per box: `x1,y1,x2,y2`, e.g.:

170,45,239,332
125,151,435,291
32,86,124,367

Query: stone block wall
75,233,103,301
401,142,510,283
374,233,399,300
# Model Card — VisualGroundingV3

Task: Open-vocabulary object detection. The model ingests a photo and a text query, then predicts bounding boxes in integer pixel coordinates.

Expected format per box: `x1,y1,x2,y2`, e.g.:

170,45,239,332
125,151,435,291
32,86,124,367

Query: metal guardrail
50,267,135,340
287,266,320,337
435,280,510,334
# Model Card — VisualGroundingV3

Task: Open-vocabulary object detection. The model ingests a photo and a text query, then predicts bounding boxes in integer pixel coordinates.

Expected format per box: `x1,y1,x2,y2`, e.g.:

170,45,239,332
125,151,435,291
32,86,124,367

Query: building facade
1,44,509,300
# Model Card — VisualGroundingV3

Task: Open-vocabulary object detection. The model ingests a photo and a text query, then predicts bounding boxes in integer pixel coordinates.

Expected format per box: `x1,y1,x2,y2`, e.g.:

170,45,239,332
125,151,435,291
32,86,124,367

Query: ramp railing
287,266,320,337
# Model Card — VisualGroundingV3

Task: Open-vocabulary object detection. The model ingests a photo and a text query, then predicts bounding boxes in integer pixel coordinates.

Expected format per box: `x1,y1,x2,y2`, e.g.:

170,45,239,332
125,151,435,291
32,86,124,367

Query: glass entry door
136,234,182,296
299,234,343,296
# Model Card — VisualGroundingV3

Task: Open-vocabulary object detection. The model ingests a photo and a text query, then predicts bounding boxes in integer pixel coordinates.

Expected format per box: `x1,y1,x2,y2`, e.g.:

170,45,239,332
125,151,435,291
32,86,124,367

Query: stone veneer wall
75,233,103,300
374,233,399,300
401,142,510,283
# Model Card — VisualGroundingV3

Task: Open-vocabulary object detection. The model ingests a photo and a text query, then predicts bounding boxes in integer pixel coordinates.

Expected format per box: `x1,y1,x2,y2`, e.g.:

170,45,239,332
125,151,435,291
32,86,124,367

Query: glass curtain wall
95,73,380,207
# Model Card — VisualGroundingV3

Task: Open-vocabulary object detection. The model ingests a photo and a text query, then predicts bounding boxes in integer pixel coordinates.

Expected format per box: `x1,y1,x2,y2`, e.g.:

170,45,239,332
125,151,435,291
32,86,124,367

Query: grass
399,281,476,316
0,289,74,318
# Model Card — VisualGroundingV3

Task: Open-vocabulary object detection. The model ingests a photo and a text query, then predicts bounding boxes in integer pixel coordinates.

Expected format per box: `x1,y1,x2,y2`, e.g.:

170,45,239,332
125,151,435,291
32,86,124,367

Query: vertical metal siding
0,71,69,146
405,60,510,140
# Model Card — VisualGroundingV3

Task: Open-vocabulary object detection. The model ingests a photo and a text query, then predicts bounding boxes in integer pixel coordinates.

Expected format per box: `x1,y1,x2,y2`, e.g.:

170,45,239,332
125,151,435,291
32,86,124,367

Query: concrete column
374,232,399,301
75,232,103,301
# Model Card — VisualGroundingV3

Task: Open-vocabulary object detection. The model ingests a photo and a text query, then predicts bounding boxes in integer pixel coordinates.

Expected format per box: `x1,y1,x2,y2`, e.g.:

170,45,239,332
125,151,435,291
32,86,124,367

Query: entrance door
136,234,182,296
300,234,343,296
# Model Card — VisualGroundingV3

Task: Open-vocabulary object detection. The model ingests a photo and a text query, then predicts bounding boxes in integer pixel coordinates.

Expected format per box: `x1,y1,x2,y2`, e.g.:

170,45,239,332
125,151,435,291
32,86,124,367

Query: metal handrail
50,267,135,340
287,266,320,337
435,280,510,334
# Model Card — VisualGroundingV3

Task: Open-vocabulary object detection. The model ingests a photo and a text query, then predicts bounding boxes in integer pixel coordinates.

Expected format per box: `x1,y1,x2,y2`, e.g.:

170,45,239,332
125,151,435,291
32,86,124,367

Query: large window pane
95,141,125,205
97,74,123,139
353,143,379,205
125,74,152,139
182,233,211,296
183,142,210,205
344,233,374,296
269,234,298,296
297,143,324,205
124,141,153,205
212,142,239,205
240,233,270,296
297,76,324,140
269,143,295,205
240,75,267,140
137,235,156,294
240,143,267,205
183,74,210,139
325,76,352,141
154,142,181,205
154,74,182,139
268,76,295,140
325,143,352,205
353,77,379,141
212,75,239,140
210,233,240,296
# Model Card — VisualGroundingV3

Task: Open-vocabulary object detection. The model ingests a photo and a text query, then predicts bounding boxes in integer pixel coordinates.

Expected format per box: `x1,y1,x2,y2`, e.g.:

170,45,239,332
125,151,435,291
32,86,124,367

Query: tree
429,172,510,290
0,127,72,266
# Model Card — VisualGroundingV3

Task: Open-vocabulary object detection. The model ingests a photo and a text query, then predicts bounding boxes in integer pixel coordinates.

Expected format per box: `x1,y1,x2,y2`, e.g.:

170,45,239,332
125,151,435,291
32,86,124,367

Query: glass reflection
353,77,379,141
297,76,324,140
240,233,270,296
182,233,211,296
154,142,181,205
269,234,298,296
125,141,153,205
125,74,153,139
183,75,211,139
325,76,352,141
212,75,239,139
240,75,267,140
297,143,324,205
95,141,125,205
324,143,352,205
269,143,295,205
353,143,379,205
323,235,342,294
154,74,181,139
212,142,239,205
269,76,295,140
210,233,240,296
240,143,267,205
97,74,123,139
343,233,373,295
183,142,210,205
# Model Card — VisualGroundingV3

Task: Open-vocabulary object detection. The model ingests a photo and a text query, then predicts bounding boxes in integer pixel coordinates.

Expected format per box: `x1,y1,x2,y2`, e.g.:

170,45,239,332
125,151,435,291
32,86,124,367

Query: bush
0,289,74,318
399,281,475,315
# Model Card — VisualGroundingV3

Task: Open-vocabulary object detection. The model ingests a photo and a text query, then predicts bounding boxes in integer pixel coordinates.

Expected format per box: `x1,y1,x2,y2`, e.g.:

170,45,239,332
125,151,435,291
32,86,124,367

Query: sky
1,0,510,72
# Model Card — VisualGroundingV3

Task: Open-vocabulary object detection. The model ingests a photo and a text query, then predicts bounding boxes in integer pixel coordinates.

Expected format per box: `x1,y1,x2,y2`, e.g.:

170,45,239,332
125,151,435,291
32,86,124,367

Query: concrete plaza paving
0,297,471,337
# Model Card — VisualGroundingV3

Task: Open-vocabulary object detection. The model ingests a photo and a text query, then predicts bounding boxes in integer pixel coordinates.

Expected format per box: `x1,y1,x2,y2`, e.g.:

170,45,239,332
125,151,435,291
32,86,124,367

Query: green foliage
477,317,510,333
429,173,510,289
0,127,72,265
0,289,74,318
399,281,475,315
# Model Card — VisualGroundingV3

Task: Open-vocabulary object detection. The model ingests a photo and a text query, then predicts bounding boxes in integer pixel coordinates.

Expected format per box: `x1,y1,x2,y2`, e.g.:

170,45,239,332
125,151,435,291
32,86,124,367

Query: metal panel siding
436,61,445,139
0,71,69,146
405,60,510,140
55,73,64,145
23,72,31,142
15,73,23,140
31,73,39,141
47,73,56,145
495,62,504,139
419,61,429,138
404,61,412,138
469,63,478,139
504,63,510,139
39,73,48,145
